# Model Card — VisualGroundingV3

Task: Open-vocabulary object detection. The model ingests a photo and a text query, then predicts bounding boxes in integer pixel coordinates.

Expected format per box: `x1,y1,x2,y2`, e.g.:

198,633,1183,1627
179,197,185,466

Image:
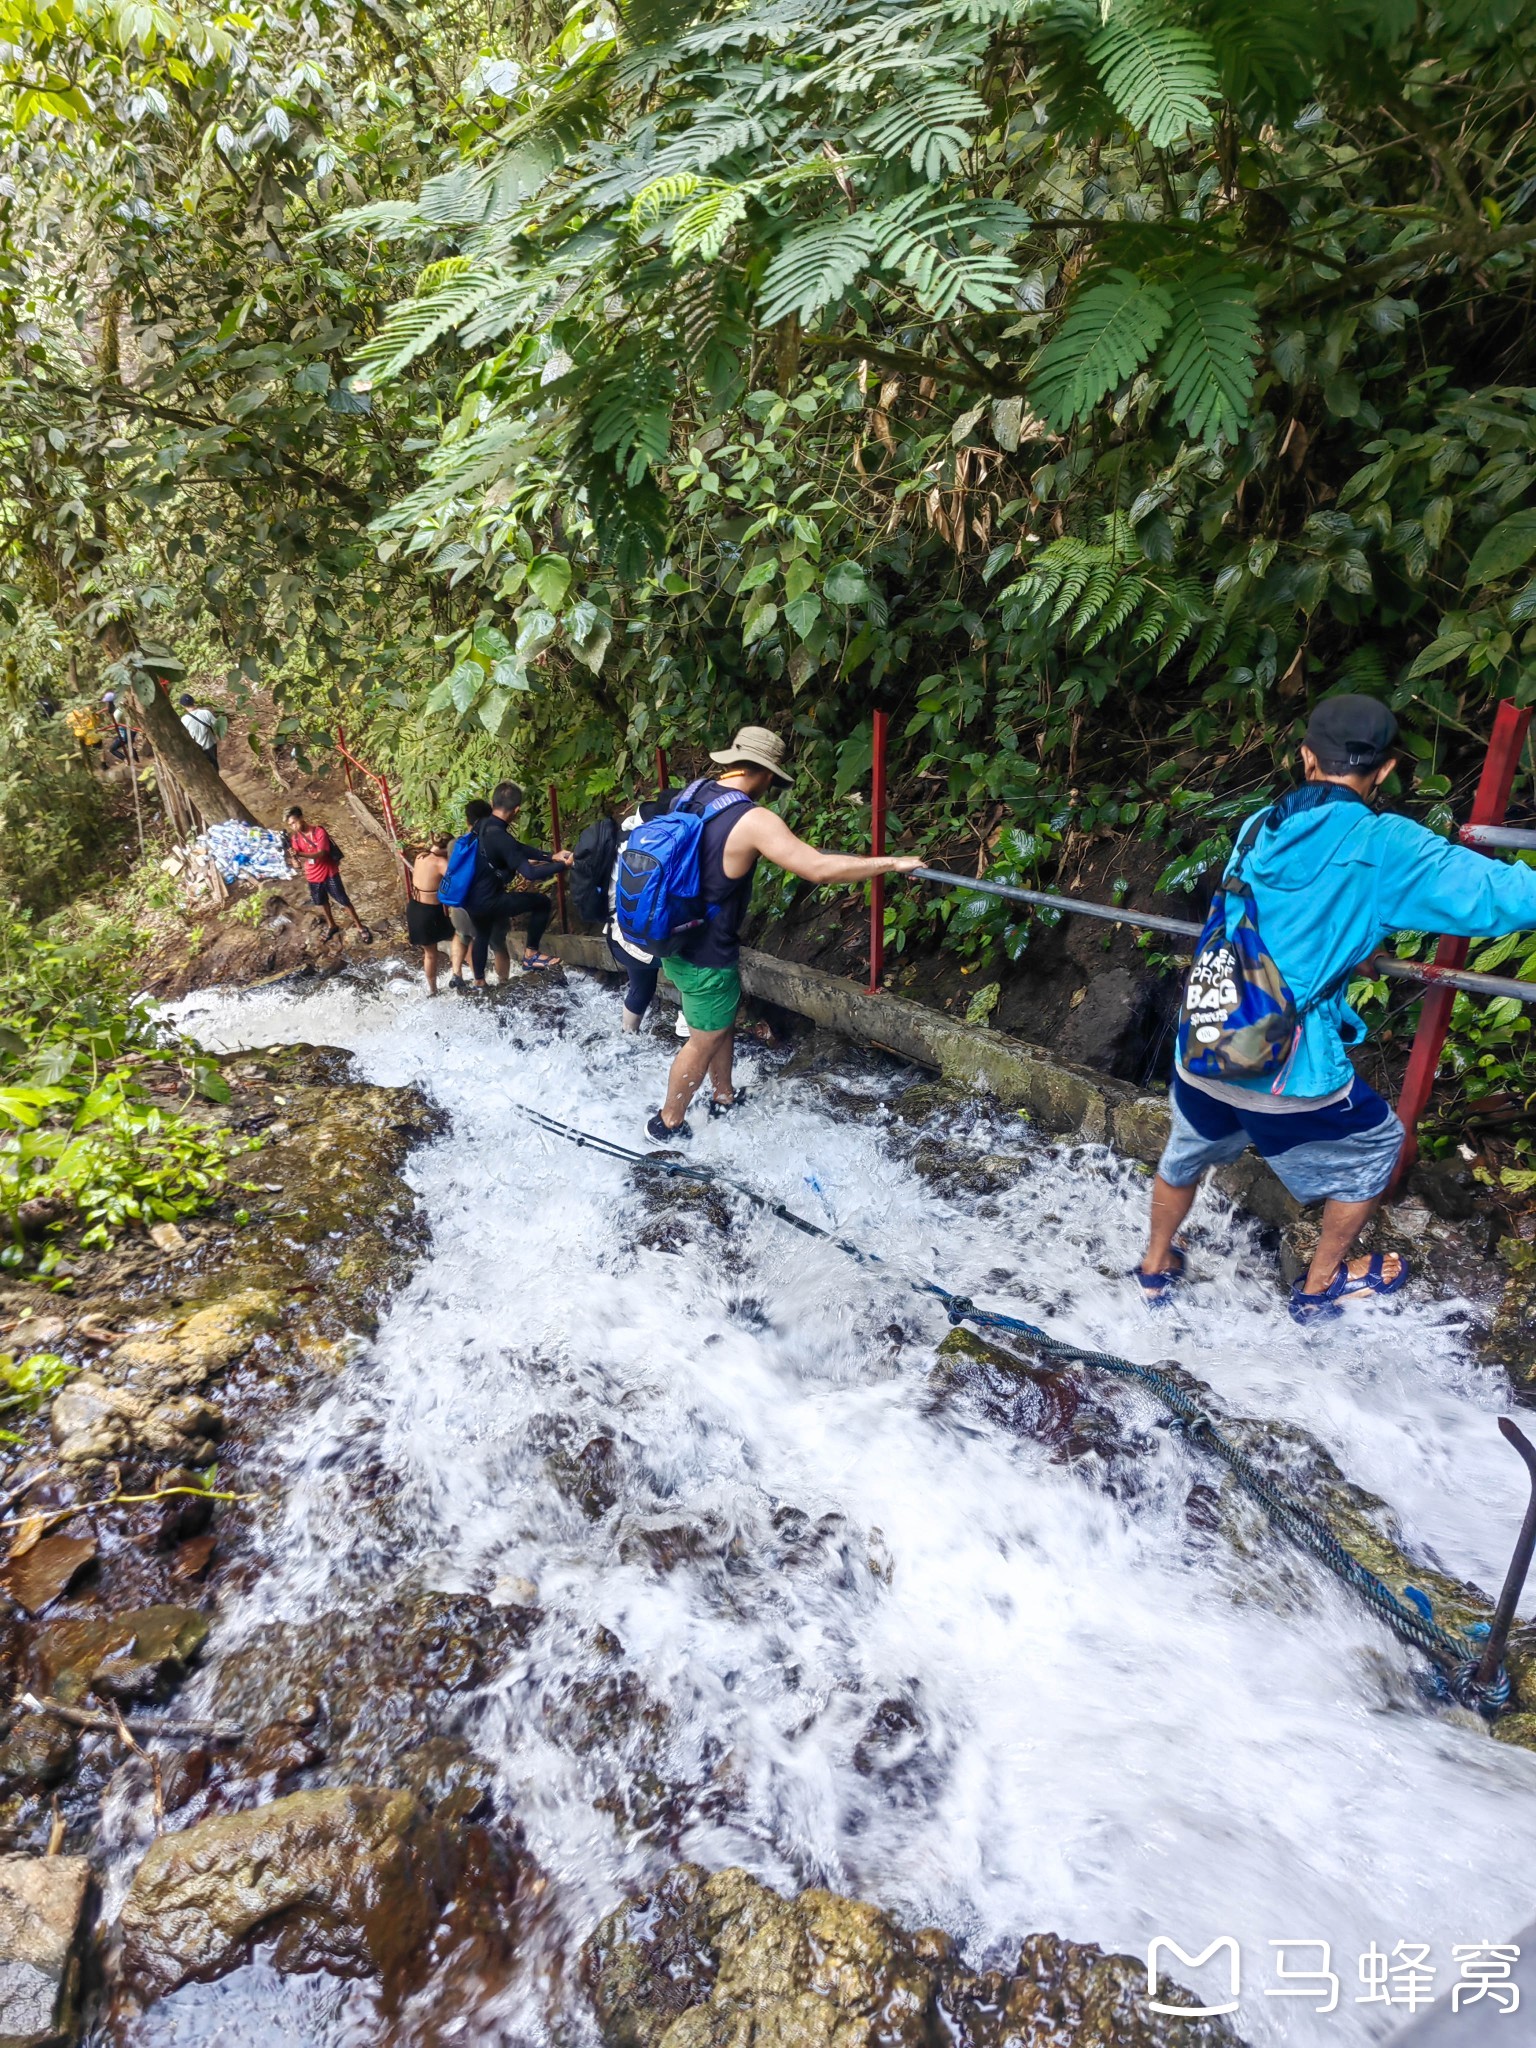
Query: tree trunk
98,624,256,826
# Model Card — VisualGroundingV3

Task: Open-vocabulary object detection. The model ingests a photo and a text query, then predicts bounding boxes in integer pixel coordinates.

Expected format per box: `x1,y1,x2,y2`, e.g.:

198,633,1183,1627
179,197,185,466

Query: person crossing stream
159,964,1536,2048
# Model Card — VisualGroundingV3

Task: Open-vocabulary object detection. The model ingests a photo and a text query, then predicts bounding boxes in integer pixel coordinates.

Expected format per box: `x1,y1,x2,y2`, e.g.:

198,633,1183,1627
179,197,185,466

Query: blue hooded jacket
1198,786,1536,1100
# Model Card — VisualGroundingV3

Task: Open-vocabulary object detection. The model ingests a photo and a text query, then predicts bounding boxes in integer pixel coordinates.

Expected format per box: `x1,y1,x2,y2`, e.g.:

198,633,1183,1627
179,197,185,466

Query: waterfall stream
131,966,1536,2046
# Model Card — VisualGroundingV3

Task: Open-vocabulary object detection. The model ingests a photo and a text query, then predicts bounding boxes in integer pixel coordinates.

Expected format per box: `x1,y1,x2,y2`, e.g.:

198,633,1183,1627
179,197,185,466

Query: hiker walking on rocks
102,690,131,763
628,726,921,1142
464,781,573,982
285,806,372,945
408,834,454,994
1139,695,1536,1321
445,800,494,987
606,801,667,1031
179,693,220,768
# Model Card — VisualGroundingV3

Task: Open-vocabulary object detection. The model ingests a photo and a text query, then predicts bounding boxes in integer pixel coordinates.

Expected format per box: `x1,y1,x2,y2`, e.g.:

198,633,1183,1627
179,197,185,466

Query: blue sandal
1289,1252,1409,1323
1134,1246,1186,1303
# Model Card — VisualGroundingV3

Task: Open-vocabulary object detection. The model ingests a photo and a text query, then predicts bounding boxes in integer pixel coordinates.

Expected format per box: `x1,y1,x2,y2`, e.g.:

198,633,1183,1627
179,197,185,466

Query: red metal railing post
1391,699,1533,1189
868,710,888,993
656,745,669,795
549,781,569,933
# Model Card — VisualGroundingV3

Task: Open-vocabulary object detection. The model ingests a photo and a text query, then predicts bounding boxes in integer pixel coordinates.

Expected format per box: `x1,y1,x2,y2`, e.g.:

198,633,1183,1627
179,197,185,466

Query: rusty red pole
656,745,669,796
548,782,568,933
1391,698,1533,1190
868,709,888,993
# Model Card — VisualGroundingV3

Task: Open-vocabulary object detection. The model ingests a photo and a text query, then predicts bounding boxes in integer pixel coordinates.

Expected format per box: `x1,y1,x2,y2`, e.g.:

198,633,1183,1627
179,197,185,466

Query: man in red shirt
284,806,371,942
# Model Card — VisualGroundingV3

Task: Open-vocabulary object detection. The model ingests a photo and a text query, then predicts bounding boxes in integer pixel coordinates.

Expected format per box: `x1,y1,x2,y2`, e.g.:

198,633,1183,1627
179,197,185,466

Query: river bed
147,965,1536,2046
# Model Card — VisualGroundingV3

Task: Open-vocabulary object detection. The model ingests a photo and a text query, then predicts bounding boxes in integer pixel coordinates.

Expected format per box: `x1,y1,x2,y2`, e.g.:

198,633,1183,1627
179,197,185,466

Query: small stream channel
137,965,1536,2045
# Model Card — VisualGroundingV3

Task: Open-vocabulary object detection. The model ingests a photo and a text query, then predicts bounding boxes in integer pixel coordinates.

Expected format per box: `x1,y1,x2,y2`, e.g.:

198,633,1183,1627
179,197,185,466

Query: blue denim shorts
1158,1072,1405,1205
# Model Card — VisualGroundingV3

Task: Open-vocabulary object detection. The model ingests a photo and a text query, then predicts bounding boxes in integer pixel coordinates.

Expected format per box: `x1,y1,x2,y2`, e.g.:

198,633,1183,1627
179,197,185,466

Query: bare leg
1141,1174,1199,1274
661,1025,732,1129
450,932,469,981
422,946,440,994
1302,1196,1402,1296
492,946,511,984
621,1007,643,1034
706,1031,736,1105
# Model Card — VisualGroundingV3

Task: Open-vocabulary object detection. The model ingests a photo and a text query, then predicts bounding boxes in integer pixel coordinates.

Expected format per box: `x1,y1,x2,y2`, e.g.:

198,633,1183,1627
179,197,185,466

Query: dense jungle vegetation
5,0,1536,1247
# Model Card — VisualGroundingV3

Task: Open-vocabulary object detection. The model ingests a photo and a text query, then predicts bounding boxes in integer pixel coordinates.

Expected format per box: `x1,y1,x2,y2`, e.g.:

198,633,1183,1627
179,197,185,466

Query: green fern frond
1082,575,1147,647
671,184,749,260
1086,3,1219,147
1030,268,1172,430
758,214,880,325
1156,258,1260,443
355,269,507,382
631,171,702,226
414,256,472,296
857,82,988,180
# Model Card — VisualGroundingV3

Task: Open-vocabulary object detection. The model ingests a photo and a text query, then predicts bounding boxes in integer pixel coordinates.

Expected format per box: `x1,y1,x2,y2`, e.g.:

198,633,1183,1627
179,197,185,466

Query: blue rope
514,1104,1504,1713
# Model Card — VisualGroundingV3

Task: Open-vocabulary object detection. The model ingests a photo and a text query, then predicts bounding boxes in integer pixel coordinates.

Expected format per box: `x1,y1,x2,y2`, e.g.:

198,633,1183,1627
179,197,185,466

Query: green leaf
516,609,558,658
784,591,822,638
1467,511,1536,587
823,560,871,606
478,690,520,736
448,661,485,713
527,553,573,609
1085,7,1219,147
1030,270,1172,431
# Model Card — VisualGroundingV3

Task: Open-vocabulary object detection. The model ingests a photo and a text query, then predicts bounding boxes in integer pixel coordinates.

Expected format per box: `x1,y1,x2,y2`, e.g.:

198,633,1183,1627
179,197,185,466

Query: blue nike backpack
1176,808,1352,1088
436,827,483,909
613,779,751,956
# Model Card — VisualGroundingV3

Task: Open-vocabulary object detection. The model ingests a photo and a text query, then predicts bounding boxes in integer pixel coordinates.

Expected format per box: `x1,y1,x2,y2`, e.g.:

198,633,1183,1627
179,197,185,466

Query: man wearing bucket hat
648,724,922,1142
1138,693,1536,1321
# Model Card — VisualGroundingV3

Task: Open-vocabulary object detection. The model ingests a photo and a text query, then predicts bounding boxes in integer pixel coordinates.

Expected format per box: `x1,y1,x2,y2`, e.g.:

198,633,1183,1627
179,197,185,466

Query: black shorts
407,899,452,947
308,873,351,908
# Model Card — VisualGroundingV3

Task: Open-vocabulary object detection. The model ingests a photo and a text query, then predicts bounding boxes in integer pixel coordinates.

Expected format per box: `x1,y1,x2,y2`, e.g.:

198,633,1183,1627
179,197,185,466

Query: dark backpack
570,815,619,926
437,826,484,909
613,779,752,956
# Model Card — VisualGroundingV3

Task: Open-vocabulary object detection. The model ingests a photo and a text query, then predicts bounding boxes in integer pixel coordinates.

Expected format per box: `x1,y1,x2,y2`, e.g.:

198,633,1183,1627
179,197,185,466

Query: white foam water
151,967,1536,2046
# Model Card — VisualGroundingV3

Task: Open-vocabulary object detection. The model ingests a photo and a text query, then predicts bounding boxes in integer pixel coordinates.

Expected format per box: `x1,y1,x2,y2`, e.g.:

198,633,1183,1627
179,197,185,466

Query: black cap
179,693,194,706
1304,694,1398,775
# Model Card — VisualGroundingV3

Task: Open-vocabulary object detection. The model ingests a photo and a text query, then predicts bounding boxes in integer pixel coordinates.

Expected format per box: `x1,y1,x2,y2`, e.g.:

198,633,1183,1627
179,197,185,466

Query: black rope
512,1103,1504,1712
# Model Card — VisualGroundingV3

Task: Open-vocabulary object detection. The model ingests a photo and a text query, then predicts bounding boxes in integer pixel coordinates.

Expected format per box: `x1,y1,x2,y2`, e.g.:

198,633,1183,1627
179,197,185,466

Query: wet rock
0,1715,77,1793
1058,967,1160,1078
1490,1239,1536,1385
1,1534,97,1616
547,1435,623,1519
50,1376,148,1469
112,1288,282,1396
391,1737,496,1825
581,1865,1243,2048
116,1786,464,2003
632,1176,734,1252
209,1594,534,1782
1109,1093,1171,1168
617,1513,720,1573
906,1143,1030,1198
234,1719,328,1788
28,1605,208,1707
0,1854,93,2045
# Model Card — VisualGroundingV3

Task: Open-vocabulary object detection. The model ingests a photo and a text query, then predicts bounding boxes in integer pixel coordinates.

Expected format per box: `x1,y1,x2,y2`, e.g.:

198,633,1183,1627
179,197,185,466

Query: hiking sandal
522,951,560,971
1289,1251,1409,1324
1133,1245,1186,1304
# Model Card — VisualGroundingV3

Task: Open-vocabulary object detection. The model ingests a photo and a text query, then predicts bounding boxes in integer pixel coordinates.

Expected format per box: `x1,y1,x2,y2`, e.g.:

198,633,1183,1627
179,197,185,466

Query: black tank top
680,778,757,967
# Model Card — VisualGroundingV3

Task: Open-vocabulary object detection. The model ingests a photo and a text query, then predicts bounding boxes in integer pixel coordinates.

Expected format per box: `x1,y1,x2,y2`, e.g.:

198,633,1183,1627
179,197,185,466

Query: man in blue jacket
1138,695,1536,1319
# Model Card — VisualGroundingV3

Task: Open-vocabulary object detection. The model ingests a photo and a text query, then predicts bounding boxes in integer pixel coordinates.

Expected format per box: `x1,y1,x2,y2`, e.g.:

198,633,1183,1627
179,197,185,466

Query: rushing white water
157,966,1536,2046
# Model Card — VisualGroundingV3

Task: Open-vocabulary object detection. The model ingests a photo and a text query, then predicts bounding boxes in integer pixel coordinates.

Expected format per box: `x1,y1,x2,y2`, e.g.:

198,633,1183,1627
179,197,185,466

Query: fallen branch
18,1693,243,1744
0,1482,263,1532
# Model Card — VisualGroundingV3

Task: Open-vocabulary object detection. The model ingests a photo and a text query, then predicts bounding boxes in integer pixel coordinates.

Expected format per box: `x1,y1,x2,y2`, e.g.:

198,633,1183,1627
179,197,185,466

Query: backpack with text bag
1177,807,1356,1088
613,779,752,956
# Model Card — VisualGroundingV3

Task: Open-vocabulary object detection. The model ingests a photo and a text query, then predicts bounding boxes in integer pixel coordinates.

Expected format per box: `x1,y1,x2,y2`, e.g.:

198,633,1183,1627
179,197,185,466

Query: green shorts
661,956,741,1033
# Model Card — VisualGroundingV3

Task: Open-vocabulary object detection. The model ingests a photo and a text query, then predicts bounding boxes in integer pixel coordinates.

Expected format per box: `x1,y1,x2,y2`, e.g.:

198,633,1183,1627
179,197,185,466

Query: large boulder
116,1786,464,2003
0,1855,93,2046
582,1865,1246,2048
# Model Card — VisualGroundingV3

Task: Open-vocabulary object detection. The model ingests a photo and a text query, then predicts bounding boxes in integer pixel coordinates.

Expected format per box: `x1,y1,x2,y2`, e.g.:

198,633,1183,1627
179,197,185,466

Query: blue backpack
614,779,752,956
437,827,483,909
1176,808,1353,1087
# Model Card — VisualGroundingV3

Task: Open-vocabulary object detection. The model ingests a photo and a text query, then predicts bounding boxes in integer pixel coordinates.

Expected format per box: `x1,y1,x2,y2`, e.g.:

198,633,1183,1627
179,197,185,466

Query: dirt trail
140,702,416,1000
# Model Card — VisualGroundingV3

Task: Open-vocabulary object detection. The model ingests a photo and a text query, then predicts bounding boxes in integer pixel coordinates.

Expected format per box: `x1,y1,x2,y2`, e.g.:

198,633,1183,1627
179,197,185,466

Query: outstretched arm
728,806,921,884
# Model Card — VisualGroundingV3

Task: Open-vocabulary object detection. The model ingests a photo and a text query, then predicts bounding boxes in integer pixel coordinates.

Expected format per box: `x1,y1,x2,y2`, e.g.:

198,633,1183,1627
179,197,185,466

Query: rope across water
513,1103,1506,1713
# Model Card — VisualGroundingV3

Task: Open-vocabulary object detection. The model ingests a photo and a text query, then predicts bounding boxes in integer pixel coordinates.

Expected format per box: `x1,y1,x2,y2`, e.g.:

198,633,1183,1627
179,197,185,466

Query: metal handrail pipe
1461,823,1536,851
911,867,1536,1007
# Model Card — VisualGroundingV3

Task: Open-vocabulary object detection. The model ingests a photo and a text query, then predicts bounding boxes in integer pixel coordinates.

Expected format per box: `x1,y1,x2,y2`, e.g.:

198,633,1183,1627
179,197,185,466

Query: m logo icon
1146,1936,1242,2017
